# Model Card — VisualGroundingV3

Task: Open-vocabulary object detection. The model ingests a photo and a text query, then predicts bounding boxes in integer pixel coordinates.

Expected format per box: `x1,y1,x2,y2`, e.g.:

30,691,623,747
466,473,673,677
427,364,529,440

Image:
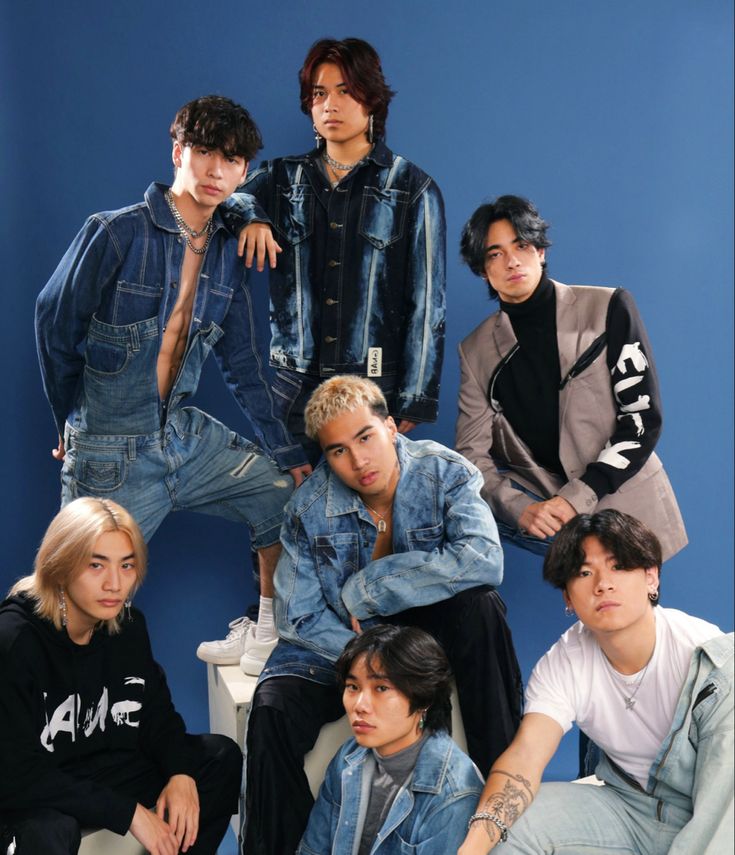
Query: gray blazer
456,281,687,561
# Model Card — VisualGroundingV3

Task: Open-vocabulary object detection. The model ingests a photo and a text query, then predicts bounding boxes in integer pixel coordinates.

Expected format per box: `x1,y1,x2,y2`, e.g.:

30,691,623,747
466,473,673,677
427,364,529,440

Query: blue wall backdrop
2,0,732,832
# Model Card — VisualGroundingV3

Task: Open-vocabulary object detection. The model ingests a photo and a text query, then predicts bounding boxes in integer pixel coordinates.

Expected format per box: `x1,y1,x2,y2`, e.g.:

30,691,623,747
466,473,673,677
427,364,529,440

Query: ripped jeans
61,406,292,548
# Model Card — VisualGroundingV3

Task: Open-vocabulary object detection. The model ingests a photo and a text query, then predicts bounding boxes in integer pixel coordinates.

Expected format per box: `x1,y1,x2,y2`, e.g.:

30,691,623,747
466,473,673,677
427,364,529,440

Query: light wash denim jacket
224,141,446,424
297,731,483,855
35,183,306,470
263,435,503,686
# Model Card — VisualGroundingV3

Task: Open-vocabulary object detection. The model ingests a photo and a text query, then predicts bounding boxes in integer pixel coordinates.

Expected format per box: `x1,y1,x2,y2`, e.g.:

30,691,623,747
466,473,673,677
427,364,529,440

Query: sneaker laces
224,616,251,641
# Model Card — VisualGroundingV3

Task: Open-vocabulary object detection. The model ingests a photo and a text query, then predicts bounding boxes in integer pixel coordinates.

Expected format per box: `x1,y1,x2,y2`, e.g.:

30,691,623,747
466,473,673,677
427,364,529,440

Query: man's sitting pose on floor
35,95,311,675
243,376,522,855
459,510,732,855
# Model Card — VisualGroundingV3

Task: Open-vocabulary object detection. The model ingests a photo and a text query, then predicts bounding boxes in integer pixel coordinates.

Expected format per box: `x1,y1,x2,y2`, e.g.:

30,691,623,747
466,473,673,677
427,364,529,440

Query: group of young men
34,44,730,855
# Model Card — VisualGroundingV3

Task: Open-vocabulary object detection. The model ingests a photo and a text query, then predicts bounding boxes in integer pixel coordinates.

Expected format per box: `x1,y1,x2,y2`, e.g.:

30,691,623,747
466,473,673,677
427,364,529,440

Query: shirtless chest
157,248,202,399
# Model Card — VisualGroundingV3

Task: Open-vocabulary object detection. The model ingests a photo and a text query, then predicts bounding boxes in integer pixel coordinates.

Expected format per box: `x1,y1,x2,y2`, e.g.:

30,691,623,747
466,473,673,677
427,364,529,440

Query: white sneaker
240,630,278,676
196,616,252,665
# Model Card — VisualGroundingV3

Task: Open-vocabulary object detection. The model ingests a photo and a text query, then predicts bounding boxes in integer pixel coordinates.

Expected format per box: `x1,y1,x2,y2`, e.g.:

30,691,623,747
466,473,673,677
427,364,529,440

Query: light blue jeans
61,406,292,547
503,757,688,854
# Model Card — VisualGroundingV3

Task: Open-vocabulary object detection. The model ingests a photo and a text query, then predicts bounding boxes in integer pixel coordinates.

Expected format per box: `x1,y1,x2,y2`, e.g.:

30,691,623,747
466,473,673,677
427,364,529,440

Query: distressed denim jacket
297,732,483,855
35,183,306,470
262,435,503,686
224,141,446,424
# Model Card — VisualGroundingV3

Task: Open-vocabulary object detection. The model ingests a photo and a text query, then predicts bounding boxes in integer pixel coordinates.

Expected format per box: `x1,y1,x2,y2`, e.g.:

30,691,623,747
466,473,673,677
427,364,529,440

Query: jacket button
170,281,177,289
324,336,337,344
329,221,341,229
328,259,340,268
325,298,338,306
309,667,315,675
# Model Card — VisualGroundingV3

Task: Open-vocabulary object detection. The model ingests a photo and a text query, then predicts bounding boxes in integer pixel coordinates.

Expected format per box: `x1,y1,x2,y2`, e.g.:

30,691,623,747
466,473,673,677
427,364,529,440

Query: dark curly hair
336,625,453,733
170,95,262,162
299,37,395,141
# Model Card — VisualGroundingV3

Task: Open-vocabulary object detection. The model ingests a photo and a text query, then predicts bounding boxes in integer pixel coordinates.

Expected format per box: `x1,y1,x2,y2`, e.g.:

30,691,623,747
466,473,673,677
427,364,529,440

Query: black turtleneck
494,274,564,475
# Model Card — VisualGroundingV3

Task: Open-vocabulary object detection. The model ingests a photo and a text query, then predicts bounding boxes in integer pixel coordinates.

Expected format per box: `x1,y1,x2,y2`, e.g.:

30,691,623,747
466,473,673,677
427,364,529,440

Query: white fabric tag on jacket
367,347,382,377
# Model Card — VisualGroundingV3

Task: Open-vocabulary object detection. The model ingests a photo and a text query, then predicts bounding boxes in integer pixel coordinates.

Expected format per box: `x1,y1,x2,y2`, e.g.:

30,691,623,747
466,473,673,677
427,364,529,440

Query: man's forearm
460,768,536,854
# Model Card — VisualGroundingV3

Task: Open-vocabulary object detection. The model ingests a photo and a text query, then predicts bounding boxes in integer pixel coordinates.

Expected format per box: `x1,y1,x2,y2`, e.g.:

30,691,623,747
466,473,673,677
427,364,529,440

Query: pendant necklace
364,501,392,533
603,653,652,711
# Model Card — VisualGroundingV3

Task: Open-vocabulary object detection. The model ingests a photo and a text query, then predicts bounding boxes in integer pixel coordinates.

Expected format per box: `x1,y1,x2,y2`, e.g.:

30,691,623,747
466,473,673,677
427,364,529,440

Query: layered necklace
603,653,653,711
165,190,214,255
321,146,373,187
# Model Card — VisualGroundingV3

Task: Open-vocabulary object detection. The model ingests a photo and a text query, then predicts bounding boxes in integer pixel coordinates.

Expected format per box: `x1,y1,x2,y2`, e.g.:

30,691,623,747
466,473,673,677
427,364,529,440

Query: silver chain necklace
363,501,393,534
165,190,214,255
322,150,366,171
603,653,653,711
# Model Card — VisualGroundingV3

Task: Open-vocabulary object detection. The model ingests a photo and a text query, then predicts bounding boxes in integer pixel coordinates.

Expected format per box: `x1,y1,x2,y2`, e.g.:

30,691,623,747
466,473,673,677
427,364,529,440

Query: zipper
559,332,607,390
486,343,520,411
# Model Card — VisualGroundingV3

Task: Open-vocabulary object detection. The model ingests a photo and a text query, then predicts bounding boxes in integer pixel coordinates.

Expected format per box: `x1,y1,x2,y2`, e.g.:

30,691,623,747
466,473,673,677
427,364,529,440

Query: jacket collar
145,182,227,235
288,139,394,170
343,731,452,794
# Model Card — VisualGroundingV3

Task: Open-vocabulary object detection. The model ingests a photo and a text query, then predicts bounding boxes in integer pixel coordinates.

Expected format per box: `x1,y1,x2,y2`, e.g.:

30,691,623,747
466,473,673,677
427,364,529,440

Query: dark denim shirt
224,141,446,423
35,183,306,470
297,732,483,854
261,435,503,686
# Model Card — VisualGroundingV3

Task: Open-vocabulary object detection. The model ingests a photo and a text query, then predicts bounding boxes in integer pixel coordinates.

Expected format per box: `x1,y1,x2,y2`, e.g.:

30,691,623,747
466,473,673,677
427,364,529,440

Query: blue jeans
61,406,292,548
503,756,690,854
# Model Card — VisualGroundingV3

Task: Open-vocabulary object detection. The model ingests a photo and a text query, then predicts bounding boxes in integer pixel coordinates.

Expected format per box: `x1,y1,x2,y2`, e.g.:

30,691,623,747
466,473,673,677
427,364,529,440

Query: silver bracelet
467,811,509,842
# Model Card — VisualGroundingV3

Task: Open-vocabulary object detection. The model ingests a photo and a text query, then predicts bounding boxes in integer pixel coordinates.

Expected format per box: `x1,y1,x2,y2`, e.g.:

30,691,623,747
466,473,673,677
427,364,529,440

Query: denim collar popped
343,731,452,795
145,182,227,235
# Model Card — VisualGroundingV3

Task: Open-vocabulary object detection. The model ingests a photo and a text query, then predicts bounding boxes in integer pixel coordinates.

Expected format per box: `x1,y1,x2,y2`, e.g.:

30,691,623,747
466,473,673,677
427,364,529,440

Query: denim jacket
224,142,446,424
35,183,306,470
297,732,483,855
263,435,503,685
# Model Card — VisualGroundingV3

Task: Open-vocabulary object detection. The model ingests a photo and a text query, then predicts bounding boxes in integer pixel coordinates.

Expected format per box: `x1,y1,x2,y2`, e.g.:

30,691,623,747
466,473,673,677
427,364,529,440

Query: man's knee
5,809,81,855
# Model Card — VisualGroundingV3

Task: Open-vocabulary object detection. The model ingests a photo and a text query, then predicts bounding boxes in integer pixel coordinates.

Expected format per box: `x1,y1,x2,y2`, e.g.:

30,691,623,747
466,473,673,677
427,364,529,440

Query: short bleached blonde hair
10,498,147,634
304,375,389,440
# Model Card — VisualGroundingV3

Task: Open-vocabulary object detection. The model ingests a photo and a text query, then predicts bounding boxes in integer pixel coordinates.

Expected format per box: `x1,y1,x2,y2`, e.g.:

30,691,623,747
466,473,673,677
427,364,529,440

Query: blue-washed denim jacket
297,732,483,855
224,141,446,424
35,183,306,471
261,435,503,686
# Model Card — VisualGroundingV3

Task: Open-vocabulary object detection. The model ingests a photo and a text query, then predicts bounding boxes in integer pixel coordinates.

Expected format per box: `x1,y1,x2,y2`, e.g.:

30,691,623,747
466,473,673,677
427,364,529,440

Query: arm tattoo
478,770,534,842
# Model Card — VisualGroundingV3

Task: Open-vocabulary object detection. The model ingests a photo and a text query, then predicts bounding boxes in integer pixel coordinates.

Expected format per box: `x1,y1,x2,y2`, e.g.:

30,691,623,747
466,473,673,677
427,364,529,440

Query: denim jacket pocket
405,521,444,552
111,280,163,326
314,533,360,610
359,186,410,249
275,183,314,245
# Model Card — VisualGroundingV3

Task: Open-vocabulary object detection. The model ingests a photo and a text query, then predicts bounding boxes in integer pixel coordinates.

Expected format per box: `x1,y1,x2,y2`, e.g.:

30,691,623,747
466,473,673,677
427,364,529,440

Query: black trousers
243,586,522,855
1,734,242,855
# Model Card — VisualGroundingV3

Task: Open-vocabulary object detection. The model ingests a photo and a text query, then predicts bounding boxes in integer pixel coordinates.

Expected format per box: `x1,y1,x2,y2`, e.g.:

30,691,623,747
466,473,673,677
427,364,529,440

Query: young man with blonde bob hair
242,376,522,854
0,498,242,855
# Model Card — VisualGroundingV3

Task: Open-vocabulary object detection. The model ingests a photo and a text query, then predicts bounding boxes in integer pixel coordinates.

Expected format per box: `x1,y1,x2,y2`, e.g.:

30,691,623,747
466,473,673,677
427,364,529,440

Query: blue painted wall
3,0,732,789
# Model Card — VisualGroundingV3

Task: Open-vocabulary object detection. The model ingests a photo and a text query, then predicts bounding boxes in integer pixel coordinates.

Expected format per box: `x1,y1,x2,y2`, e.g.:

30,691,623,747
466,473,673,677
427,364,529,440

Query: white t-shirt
525,607,722,786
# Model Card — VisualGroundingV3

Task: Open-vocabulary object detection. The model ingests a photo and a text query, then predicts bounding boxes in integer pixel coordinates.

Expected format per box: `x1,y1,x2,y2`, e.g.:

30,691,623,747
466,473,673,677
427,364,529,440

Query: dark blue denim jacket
224,142,446,424
260,435,503,686
35,183,306,470
297,732,483,854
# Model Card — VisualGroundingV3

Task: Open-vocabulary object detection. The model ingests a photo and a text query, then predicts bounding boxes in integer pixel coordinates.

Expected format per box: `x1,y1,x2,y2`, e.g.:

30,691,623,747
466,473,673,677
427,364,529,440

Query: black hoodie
0,594,197,834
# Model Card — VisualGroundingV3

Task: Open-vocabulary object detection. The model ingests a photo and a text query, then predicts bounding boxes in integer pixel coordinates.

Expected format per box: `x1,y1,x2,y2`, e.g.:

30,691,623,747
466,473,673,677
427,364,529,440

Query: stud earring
59,587,68,627
564,604,575,617
313,123,323,146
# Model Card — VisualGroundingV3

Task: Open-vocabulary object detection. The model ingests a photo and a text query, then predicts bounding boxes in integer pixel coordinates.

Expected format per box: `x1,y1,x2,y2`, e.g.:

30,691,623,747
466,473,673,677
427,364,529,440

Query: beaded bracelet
467,811,509,842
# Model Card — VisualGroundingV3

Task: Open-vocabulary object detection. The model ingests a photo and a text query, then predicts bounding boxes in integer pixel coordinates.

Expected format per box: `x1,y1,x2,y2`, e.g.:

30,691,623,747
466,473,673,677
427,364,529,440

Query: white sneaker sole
240,653,266,676
196,646,243,666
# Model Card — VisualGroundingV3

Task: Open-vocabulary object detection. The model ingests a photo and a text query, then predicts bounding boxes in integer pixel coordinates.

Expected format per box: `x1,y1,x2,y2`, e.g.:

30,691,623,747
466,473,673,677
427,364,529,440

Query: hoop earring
564,604,575,617
367,114,374,144
58,587,68,627
648,590,659,603
313,123,324,146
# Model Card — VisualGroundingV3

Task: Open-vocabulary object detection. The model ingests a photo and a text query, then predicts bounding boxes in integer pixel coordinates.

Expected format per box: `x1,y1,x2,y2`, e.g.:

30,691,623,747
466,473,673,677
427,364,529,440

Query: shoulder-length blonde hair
10,498,147,634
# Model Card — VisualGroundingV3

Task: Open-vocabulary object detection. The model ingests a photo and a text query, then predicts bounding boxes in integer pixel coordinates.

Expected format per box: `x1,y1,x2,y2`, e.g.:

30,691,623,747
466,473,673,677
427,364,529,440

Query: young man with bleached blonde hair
242,376,522,854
